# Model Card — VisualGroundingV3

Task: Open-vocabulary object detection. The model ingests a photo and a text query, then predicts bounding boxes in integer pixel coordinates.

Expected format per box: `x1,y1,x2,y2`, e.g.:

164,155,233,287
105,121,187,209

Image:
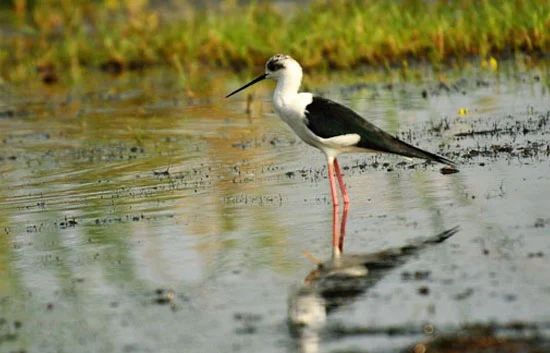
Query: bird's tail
390,138,456,167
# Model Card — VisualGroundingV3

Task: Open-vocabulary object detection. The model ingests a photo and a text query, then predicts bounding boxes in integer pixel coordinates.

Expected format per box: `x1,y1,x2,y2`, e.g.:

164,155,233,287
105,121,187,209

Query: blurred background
1,0,548,86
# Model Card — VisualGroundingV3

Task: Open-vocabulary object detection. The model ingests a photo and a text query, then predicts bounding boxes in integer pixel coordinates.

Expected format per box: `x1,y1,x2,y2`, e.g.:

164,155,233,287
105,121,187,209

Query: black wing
304,96,455,166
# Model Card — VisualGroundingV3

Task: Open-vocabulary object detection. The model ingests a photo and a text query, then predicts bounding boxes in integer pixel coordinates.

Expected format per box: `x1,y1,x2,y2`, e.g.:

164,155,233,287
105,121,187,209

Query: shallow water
1,61,550,352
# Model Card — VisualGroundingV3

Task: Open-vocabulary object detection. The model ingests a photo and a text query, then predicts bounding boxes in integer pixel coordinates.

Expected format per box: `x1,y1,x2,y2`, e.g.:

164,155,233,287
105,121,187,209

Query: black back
304,96,454,166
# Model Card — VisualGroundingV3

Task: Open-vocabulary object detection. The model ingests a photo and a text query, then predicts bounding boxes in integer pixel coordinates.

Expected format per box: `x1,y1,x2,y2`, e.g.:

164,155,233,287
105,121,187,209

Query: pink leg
327,160,339,249
333,159,350,205
332,203,340,251
338,203,349,252
327,160,339,207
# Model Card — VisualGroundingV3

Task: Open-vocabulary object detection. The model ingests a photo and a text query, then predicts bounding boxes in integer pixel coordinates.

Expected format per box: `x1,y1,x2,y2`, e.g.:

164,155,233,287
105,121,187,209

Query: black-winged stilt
226,54,456,246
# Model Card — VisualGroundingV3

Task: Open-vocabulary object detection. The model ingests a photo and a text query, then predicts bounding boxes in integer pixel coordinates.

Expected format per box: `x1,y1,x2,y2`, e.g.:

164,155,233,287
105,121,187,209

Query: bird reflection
288,224,460,353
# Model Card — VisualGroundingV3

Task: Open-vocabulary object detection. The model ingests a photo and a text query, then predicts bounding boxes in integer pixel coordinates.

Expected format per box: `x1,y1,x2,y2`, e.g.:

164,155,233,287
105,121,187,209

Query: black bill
225,73,268,98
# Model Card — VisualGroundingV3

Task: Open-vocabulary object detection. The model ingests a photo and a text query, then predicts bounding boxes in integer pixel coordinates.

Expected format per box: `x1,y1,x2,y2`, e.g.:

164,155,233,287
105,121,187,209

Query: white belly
278,111,321,147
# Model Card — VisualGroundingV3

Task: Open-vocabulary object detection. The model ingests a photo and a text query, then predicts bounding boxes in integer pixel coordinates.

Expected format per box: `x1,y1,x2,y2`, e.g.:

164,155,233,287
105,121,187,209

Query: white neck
273,71,302,105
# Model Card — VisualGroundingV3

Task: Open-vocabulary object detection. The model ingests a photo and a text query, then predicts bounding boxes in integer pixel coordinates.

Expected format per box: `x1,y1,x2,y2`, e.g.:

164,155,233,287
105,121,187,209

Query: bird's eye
267,60,284,72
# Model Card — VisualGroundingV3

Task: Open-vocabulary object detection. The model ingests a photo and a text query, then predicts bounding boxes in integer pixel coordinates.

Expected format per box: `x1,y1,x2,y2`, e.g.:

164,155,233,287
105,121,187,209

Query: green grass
0,0,549,82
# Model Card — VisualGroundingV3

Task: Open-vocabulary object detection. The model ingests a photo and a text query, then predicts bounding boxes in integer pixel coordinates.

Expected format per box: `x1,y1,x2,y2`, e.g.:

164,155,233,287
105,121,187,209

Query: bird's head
264,54,302,81
226,54,302,98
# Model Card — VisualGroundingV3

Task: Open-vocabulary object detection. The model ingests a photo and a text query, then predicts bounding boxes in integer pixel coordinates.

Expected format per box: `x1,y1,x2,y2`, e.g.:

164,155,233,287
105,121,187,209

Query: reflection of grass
1,0,548,82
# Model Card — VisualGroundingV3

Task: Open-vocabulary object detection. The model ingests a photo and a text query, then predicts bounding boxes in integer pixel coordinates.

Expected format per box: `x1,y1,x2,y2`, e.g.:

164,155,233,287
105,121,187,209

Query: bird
226,54,456,210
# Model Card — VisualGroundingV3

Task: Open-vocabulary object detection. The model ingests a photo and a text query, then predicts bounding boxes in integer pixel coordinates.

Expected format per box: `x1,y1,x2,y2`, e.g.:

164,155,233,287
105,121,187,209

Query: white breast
275,96,319,149
273,92,319,145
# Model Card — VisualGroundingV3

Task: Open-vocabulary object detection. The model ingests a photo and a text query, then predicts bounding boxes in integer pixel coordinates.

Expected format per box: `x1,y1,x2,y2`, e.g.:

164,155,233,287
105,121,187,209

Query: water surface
1,61,549,352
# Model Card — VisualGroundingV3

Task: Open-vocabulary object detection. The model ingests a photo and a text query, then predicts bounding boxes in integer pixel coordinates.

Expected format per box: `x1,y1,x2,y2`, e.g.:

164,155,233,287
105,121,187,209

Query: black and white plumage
226,54,456,212
304,96,454,165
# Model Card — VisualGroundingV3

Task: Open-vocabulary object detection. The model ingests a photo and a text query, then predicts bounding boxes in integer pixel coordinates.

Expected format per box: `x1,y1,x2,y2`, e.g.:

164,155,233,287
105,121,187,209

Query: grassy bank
0,0,549,83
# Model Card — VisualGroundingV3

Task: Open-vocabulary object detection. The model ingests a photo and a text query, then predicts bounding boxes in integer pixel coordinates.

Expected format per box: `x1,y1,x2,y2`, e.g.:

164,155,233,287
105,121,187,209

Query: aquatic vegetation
0,0,548,83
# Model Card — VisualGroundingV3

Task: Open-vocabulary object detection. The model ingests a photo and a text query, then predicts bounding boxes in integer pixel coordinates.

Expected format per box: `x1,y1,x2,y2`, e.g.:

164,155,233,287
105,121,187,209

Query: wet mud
0,61,549,352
